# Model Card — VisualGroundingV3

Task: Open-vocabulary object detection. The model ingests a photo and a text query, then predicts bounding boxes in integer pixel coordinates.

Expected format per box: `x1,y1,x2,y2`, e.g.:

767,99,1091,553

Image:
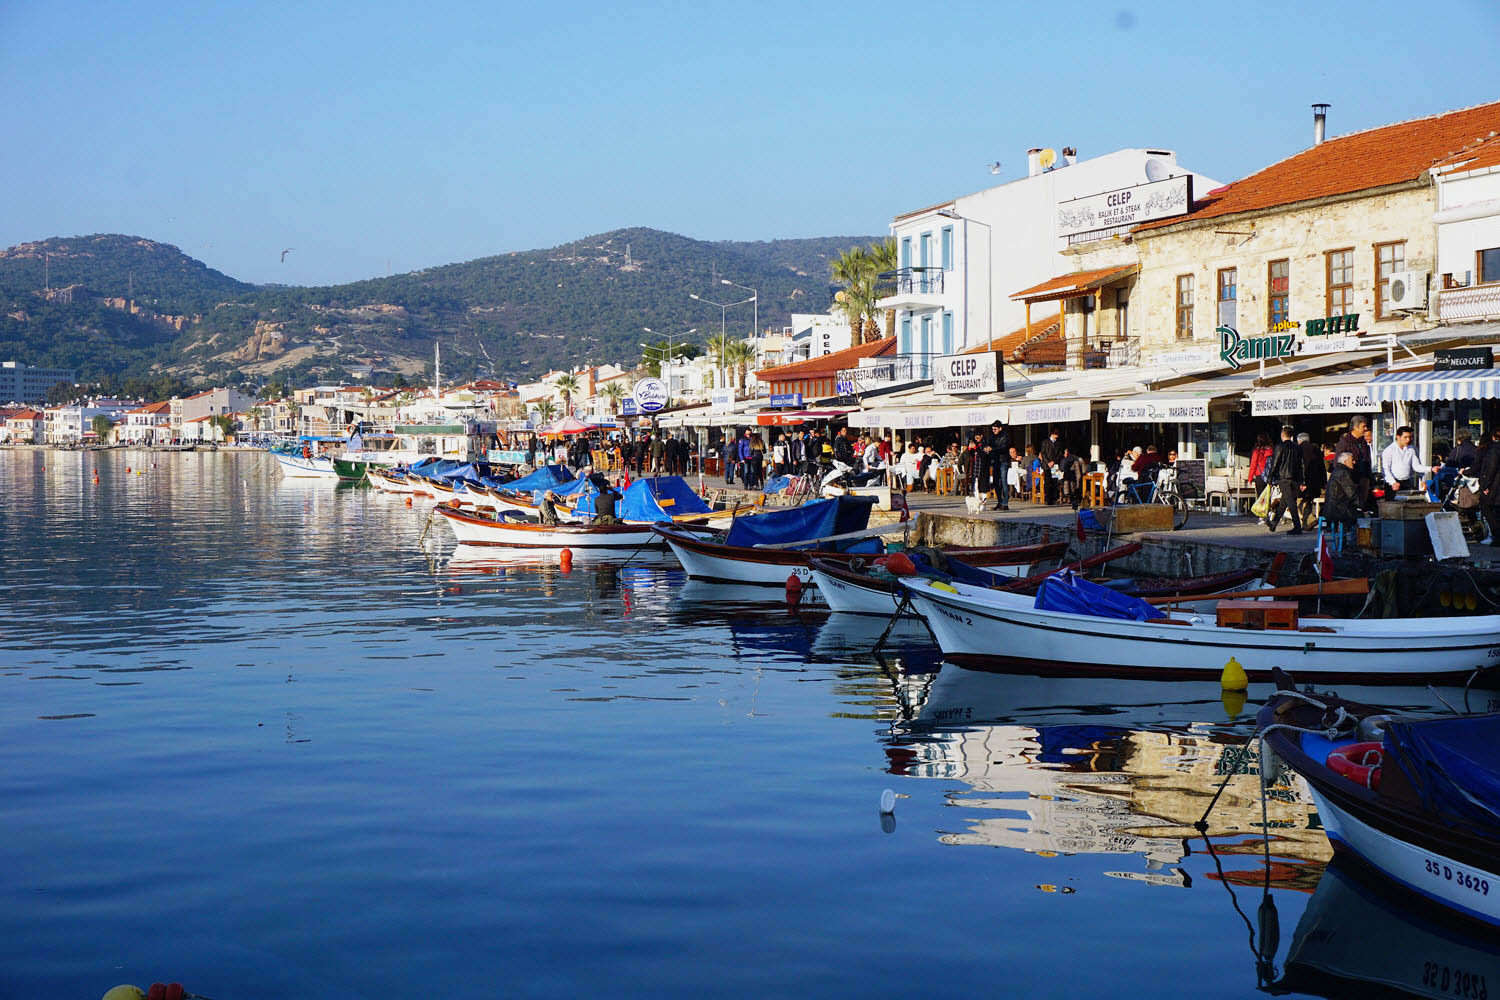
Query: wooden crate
1104,504,1175,534
1378,500,1440,521
1216,600,1300,631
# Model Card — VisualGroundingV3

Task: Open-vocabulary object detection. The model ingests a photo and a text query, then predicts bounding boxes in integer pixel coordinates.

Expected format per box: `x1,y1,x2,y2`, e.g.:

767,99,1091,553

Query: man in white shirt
1381,425,1430,493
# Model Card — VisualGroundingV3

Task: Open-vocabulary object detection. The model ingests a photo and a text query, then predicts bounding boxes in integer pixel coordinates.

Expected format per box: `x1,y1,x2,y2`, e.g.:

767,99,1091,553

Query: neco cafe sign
1217,313,1363,370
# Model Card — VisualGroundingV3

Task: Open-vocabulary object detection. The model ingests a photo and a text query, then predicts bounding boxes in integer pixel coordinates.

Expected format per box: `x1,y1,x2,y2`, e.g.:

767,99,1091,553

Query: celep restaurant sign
933,351,1004,395
1057,175,1192,238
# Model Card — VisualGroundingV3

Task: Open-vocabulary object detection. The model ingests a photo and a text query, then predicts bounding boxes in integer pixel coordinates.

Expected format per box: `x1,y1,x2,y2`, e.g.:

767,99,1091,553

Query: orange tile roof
1136,100,1500,233
130,401,171,414
893,198,957,223
1010,264,1138,302
1435,132,1500,174
8,409,43,420
757,336,896,381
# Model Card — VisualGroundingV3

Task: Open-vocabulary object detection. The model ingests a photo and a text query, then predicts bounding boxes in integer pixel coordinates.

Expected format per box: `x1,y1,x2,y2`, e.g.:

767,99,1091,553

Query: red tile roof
1435,132,1500,174
1136,100,1500,232
1010,264,1137,302
8,409,43,420
129,401,171,414
757,337,896,381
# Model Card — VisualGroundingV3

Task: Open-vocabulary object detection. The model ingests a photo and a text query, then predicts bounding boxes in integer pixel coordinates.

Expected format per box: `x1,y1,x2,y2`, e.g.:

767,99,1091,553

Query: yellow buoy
1467,593,1479,611
1440,590,1453,607
929,581,958,593
1222,687,1247,718
1221,655,1248,691
102,987,147,1000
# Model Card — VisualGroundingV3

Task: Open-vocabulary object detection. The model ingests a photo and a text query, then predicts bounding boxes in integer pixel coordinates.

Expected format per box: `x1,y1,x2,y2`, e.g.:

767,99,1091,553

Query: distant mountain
0,229,880,385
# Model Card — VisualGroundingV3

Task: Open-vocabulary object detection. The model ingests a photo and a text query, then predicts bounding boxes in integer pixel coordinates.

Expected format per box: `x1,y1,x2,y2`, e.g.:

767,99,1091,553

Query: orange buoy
560,547,573,572
405,496,413,507
786,573,803,606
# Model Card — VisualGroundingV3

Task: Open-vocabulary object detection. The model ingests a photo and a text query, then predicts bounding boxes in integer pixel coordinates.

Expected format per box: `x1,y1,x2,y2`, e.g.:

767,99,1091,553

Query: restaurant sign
1218,314,1363,370
633,377,669,413
1106,395,1211,424
1008,399,1091,426
768,392,804,408
1056,175,1192,238
1435,347,1493,371
932,351,1004,395
1250,385,1375,415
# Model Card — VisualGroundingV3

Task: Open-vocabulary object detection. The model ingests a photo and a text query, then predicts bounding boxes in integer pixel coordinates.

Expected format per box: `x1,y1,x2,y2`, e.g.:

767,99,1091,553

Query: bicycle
1106,464,1190,530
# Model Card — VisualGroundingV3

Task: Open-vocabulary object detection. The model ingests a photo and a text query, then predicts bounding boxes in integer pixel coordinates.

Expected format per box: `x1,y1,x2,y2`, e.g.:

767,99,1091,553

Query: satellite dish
1038,148,1057,170
1144,158,1169,182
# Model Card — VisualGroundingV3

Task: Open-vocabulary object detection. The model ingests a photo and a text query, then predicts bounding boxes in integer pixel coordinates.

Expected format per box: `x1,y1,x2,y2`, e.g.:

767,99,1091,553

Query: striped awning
1367,369,1500,402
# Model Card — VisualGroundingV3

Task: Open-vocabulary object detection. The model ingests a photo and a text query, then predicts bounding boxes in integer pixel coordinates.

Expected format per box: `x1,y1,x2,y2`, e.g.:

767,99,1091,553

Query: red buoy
560,548,573,572
785,573,803,606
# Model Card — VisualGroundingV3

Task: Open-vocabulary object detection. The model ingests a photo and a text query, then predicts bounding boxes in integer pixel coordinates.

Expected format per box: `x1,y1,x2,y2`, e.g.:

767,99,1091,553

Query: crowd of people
1245,418,1500,542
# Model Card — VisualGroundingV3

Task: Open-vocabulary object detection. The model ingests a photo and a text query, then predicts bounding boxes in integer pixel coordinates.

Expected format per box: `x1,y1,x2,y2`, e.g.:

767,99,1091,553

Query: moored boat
273,452,340,479
1259,681,1500,929
434,503,663,549
807,544,1067,615
902,573,1500,682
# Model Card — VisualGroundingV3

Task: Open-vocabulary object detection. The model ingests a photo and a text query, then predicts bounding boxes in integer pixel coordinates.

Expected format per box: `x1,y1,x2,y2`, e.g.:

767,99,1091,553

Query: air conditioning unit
1388,270,1429,311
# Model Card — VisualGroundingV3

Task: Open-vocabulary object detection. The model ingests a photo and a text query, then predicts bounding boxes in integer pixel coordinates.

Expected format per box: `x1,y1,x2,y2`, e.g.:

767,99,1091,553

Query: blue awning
1367,369,1500,402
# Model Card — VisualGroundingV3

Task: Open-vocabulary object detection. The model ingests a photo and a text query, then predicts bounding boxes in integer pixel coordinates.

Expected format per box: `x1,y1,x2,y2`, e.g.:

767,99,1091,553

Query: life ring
1326,742,1383,790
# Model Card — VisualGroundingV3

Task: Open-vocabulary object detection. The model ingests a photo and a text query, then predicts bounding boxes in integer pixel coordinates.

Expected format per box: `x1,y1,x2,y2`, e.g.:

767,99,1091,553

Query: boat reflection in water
1266,859,1500,998
880,662,1337,888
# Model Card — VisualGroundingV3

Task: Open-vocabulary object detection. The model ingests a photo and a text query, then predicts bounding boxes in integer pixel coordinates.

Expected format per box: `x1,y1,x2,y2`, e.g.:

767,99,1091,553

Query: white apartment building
878,147,1220,373
169,388,256,441
44,398,133,444
1432,135,1500,325
0,361,75,404
117,401,172,445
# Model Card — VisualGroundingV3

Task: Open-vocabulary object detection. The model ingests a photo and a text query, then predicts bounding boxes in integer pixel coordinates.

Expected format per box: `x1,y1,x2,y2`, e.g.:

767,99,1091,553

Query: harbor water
3,450,1491,997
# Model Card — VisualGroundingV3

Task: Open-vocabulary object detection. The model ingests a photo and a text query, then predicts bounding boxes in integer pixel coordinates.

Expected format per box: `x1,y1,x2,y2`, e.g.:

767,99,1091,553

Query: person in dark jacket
1297,432,1326,528
832,425,856,468
1335,417,1373,511
1038,428,1064,504
1324,452,1360,532
983,420,1011,509
1478,428,1500,544
1265,424,1306,534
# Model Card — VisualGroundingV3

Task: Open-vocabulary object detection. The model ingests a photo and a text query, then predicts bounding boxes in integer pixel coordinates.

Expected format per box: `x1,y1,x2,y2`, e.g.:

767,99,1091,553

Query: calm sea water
0,450,1482,998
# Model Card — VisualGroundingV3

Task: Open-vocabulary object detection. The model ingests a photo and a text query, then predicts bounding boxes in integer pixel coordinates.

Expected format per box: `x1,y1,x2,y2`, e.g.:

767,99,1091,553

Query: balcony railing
874,267,945,299
1437,284,1500,323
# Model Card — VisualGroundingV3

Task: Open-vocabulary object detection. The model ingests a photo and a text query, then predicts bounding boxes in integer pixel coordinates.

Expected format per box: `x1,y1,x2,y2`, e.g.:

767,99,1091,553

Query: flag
1318,530,1334,582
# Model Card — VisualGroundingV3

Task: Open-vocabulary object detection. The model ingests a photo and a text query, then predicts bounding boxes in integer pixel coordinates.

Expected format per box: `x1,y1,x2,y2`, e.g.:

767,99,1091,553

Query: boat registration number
1422,962,1488,999
1424,857,1490,895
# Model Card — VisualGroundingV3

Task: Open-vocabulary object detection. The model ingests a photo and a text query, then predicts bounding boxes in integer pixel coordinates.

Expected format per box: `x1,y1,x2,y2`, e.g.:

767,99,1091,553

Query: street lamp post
642,326,696,401
937,208,993,351
690,292,754,389
720,279,758,340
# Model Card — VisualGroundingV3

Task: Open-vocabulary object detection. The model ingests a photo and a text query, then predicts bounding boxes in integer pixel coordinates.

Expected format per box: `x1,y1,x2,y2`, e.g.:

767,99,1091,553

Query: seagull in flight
280,248,295,262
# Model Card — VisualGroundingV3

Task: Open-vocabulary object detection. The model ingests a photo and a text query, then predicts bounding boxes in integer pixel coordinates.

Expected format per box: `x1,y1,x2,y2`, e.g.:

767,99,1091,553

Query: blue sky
3,0,1497,286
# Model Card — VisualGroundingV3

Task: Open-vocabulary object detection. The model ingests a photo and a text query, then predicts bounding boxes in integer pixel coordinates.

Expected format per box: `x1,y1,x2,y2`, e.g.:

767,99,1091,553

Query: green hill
0,229,879,384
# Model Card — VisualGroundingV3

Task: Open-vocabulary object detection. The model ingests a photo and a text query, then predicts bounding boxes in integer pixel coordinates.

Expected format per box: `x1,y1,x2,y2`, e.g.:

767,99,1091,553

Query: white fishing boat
273,452,340,479
901,575,1500,682
433,503,663,549
807,545,1067,615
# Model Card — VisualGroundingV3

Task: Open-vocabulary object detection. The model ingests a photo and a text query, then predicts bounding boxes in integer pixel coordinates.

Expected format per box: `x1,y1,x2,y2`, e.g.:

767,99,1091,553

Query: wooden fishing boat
808,544,1068,615
902,574,1500,682
1260,680,1500,929
434,503,663,549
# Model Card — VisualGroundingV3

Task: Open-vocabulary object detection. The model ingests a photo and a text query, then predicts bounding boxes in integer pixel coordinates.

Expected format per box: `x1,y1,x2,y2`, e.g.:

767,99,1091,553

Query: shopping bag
1250,485,1273,519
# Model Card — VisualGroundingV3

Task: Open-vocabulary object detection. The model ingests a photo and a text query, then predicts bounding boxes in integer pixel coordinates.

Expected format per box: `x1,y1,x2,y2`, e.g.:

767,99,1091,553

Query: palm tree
830,247,871,345
533,398,558,424
554,373,581,415
706,333,734,389
599,381,627,414
870,238,899,341
727,341,757,393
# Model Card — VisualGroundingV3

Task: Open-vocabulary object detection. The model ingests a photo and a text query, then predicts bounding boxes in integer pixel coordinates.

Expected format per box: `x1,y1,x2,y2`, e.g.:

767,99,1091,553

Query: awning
847,403,1010,431
1010,264,1139,303
1006,398,1092,425
1106,394,1215,423
755,408,853,426
1367,369,1500,402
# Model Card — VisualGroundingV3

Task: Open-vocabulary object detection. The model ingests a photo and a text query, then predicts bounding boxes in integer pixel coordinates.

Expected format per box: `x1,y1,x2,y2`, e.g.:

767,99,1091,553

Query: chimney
1312,103,1330,145
1027,148,1043,177
1062,146,1077,167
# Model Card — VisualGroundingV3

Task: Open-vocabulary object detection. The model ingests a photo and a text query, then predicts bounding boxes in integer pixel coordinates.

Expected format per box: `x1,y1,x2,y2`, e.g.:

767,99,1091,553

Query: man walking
983,419,1011,510
1298,432,1326,531
1479,428,1500,544
1265,424,1306,534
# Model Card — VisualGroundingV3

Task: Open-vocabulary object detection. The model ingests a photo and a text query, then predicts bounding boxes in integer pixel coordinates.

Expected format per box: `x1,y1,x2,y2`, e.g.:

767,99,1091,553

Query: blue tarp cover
1033,569,1160,621
723,495,876,549
1385,714,1500,833
431,463,478,482
502,464,575,495
762,476,793,495
614,477,712,522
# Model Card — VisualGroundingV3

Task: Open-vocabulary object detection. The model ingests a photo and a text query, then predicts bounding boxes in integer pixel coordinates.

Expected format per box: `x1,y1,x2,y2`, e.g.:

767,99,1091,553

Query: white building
0,361,75,404
44,398,133,444
878,147,1220,373
118,401,172,445
169,387,256,441
1432,134,1500,324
